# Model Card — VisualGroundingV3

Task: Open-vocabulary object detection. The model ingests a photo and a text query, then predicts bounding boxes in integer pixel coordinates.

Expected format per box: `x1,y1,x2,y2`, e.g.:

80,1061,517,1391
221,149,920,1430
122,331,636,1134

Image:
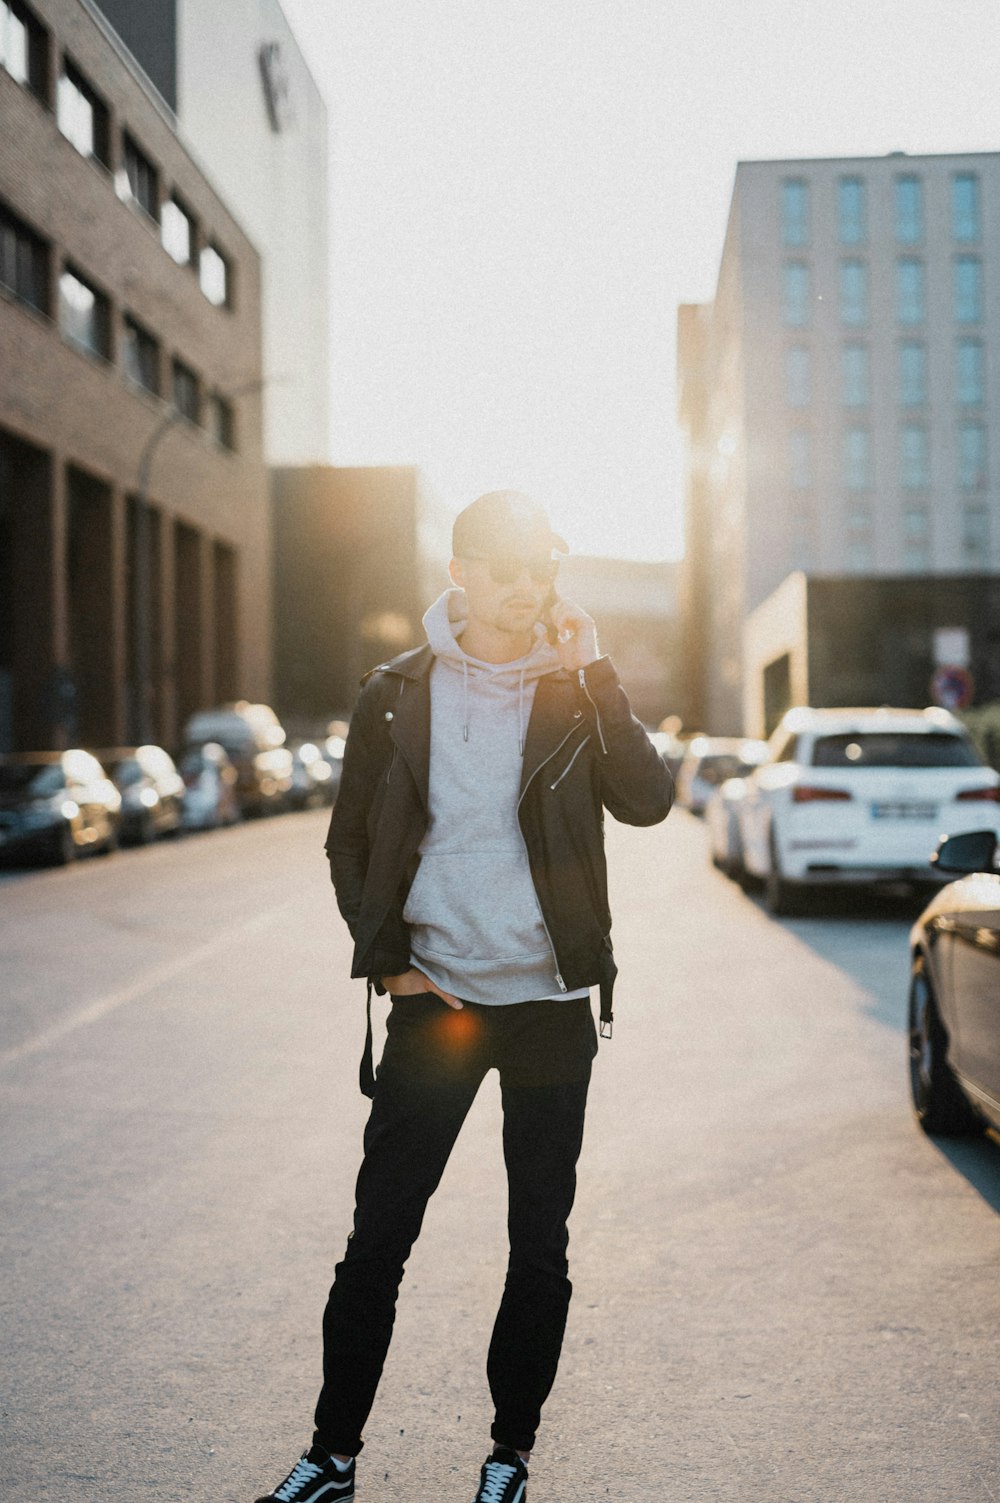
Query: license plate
870,801,938,820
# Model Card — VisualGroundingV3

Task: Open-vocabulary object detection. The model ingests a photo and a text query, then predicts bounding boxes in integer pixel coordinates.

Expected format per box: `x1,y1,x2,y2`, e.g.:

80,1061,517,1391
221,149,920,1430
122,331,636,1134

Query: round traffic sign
930,664,974,710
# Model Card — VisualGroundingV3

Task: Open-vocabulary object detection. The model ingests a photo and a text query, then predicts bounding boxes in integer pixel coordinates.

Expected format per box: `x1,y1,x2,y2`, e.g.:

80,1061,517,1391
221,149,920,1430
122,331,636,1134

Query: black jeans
313,993,597,1457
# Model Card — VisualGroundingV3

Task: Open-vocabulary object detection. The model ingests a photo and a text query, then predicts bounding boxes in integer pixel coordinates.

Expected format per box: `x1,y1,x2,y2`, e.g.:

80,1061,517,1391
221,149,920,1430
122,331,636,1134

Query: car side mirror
932,830,999,875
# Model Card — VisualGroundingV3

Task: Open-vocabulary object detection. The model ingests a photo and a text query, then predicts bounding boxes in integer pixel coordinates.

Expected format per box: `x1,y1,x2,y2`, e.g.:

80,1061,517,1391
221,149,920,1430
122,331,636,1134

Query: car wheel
49,822,76,867
908,956,982,1136
765,833,804,916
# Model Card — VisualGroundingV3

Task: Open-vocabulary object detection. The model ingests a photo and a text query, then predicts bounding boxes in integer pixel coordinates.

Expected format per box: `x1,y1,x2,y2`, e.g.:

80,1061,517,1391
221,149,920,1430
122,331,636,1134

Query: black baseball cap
452,491,569,559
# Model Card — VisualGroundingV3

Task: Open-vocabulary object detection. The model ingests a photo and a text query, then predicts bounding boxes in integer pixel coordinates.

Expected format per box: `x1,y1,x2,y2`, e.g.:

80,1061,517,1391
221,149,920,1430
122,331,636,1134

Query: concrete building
271,466,426,725
86,0,330,467
0,0,271,751
678,151,1000,732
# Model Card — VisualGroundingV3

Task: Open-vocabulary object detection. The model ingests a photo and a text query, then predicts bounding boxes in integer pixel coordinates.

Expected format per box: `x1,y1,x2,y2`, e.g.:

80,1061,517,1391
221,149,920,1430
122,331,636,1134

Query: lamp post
132,378,269,745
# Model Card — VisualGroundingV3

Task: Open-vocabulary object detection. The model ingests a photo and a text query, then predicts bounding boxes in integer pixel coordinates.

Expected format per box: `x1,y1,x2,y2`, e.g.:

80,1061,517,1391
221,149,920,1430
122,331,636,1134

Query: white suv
738,706,1000,914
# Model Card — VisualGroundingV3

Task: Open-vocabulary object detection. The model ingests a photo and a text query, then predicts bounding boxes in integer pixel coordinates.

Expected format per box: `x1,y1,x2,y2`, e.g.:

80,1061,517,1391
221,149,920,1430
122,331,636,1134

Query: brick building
0,0,272,752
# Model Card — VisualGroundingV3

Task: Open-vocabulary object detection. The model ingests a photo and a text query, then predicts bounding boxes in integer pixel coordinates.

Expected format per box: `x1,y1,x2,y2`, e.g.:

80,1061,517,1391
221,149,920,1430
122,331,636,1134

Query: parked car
177,742,241,831
676,735,768,814
0,750,121,865
705,776,750,877
288,740,336,810
908,828,1000,1136
183,701,290,816
739,706,1000,915
95,745,185,844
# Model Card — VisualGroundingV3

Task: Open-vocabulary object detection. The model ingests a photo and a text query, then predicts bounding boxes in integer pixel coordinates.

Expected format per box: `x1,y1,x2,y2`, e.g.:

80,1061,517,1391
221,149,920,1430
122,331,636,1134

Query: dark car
183,703,292,816
908,829,1000,1136
0,750,121,865
95,745,186,844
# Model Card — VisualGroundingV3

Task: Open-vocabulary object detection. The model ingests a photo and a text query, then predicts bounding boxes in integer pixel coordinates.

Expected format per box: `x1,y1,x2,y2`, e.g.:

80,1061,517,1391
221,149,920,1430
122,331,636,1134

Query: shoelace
479,1457,519,1503
274,1455,322,1501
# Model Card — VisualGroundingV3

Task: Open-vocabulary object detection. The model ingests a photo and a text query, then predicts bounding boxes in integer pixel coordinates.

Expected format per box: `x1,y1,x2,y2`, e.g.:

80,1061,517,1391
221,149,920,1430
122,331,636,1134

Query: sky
280,0,1000,561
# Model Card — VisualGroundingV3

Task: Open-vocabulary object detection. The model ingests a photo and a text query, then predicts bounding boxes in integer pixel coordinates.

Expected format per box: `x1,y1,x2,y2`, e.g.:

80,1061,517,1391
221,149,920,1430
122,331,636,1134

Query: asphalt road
2,806,999,1503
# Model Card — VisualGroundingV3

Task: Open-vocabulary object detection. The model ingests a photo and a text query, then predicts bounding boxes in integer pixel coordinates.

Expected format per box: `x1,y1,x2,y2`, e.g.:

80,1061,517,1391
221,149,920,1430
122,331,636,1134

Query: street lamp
132,377,270,744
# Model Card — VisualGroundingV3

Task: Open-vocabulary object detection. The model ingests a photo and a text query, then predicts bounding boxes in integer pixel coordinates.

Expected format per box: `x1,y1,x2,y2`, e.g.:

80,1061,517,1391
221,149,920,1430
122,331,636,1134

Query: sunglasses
462,553,559,585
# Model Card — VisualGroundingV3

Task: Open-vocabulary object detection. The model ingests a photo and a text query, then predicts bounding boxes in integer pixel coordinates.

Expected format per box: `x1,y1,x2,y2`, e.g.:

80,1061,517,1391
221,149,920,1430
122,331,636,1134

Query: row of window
790,508,991,570
787,424,988,492
0,200,236,449
781,170,982,248
785,339,986,409
783,255,983,328
1,0,231,307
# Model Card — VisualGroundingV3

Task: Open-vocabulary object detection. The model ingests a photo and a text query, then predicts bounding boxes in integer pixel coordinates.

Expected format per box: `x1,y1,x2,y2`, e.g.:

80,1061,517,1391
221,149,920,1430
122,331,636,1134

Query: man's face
449,553,557,636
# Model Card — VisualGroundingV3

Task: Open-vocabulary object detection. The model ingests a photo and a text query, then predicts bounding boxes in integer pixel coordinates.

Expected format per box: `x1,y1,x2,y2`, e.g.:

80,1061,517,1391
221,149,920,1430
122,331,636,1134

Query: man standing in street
255,491,674,1503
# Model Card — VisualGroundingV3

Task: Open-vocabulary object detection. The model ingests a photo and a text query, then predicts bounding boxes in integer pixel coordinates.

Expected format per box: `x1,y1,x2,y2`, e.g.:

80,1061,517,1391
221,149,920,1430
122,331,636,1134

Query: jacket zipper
578,667,607,753
550,735,589,790
516,722,584,991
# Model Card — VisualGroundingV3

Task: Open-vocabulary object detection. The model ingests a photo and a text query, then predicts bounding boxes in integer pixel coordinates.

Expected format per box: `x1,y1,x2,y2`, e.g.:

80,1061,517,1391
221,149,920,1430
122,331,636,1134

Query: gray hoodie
404,587,589,1005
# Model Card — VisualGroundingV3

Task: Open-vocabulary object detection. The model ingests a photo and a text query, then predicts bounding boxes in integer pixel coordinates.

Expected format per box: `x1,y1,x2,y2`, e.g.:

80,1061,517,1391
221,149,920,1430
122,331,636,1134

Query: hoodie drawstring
518,665,526,755
462,658,469,742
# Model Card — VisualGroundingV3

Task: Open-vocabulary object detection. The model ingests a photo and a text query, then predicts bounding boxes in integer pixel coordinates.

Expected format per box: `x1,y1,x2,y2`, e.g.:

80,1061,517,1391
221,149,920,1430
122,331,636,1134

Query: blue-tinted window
956,339,984,405
952,173,980,241
958,423,987,489
838,177,866,244
900,425,928,490
895,176,923,243
785,346,811,407
843,427,871,490
783,262,810,326
898,342,927,407
963,508,989,560
896,258,925,325
954,256,982,322
841,344,869,407
781,179,809,247
840,260,868,326
788,430,812,489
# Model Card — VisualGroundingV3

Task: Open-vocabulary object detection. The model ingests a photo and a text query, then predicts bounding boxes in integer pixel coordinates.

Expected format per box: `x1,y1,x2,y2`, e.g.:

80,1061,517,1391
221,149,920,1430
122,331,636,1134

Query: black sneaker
471,1447,528,1503
254,1444,355,1503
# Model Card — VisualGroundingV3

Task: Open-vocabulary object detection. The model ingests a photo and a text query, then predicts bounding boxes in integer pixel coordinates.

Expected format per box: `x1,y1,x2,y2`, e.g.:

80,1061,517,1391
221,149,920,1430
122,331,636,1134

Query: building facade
678,151,1000,732
86,0,331,467
0,0,271,752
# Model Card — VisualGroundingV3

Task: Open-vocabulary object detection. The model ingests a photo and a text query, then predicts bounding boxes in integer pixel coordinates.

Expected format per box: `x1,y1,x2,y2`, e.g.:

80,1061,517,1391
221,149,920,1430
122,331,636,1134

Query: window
898,341,927,407
199,242,229,307
900,425,928,490
59,266,110,359
57,60,110,166
841,344,869,407
119,134,159,221
814,732,978,768
847,538,873,571
954,256,982,323
896,258,925,325
963,507,989,561
1,0,47,99
838,177,866,244
172,359,200,423
895,176,923,243
958,422,987,490
122,315,160,395
207,393,235,450
161,196,194,266
843,427,871,490
839,260,868,326
0,200,49,313
785,346,810,407
788,430,812,489
904,507,929,540
952,173,980,241
783,262,810,327
781,179,809,247
956,339,984,406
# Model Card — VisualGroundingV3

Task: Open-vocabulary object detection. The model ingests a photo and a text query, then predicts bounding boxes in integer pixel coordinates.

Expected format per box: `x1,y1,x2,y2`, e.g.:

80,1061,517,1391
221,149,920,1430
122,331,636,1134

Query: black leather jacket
325,645,674,1035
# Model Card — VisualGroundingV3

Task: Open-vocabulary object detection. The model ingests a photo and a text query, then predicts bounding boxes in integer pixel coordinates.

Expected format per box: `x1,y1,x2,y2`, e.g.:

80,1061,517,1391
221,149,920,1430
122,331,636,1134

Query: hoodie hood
422,587,560,751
